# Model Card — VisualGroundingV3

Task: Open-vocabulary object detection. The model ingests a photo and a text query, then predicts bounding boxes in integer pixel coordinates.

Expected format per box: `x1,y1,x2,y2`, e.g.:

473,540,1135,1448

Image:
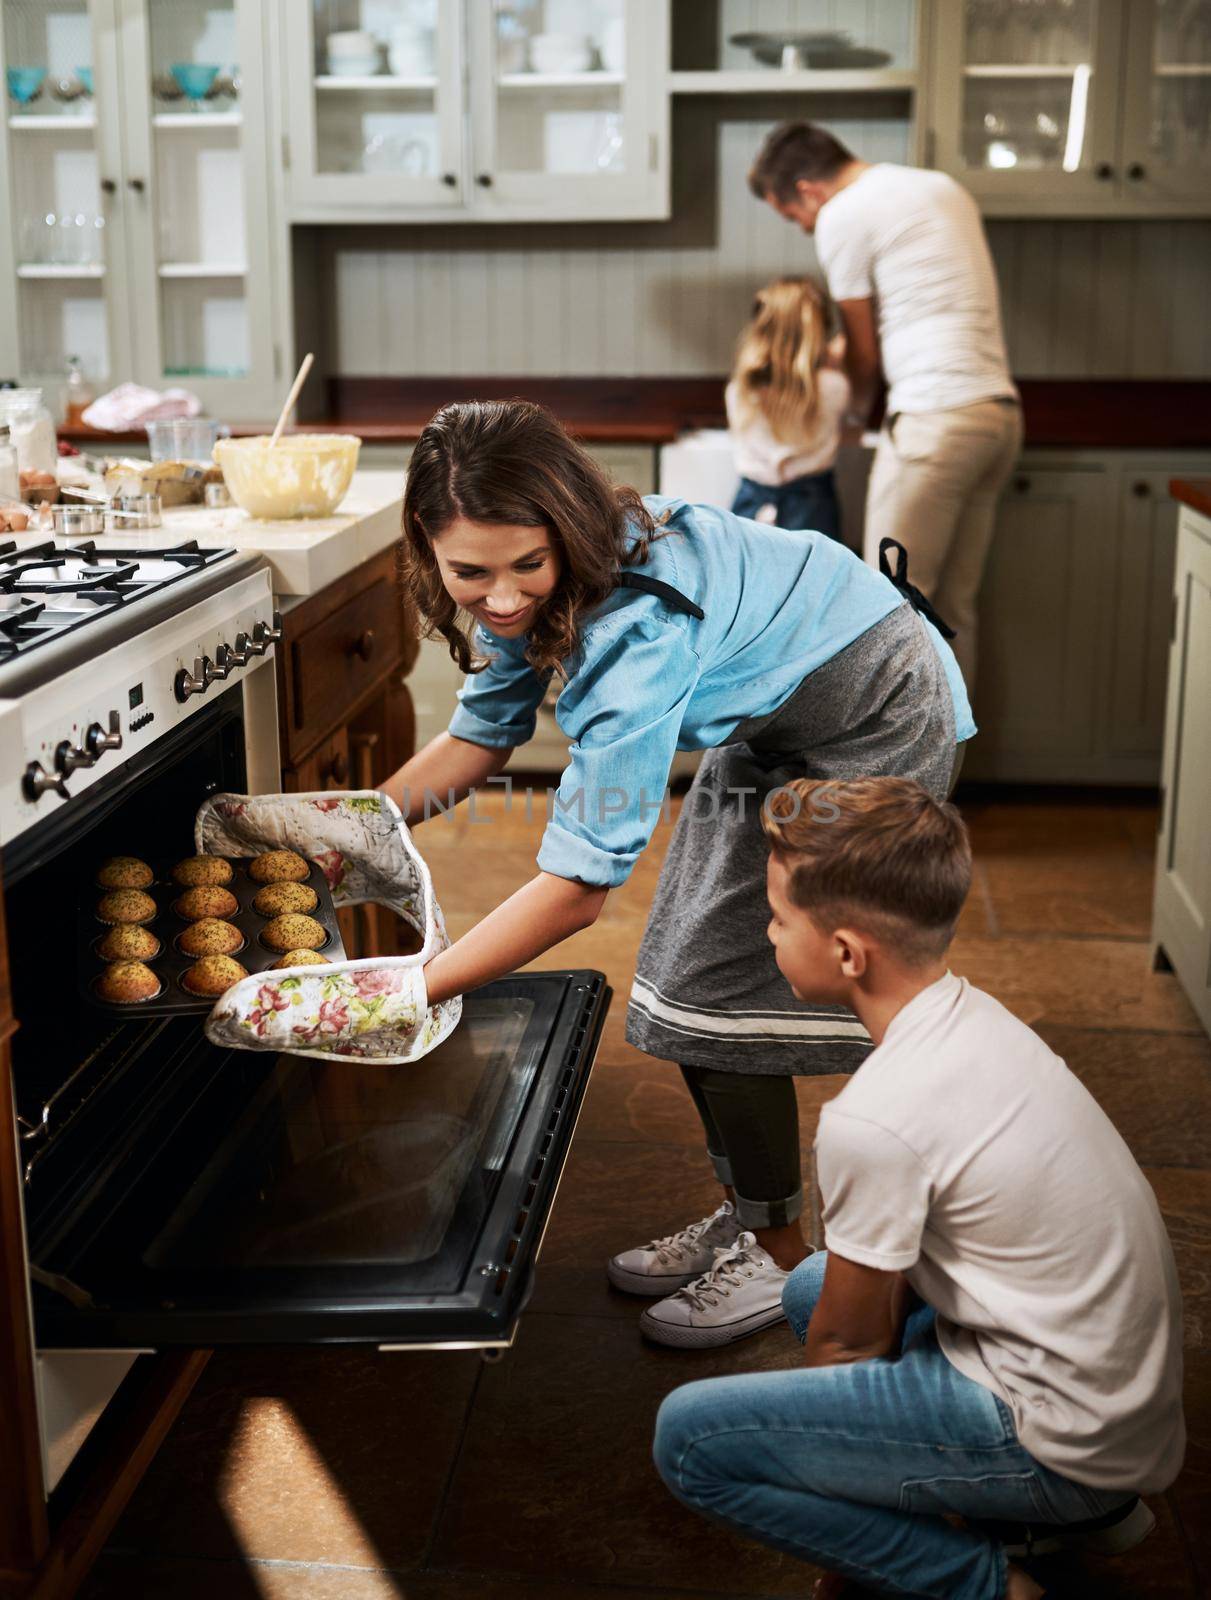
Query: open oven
7,686,608,1355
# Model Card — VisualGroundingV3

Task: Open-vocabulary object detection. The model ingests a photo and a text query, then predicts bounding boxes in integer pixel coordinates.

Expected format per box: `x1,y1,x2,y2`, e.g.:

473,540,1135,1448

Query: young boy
652,778,1185,1600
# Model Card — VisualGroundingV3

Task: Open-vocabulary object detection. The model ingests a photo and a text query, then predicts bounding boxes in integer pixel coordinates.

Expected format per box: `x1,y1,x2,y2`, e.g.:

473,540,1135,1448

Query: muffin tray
81,856,347,1016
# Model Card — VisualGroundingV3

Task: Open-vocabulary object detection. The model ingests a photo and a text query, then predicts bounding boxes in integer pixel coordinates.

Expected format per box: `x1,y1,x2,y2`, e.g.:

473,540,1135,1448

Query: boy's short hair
761,777,972,967
748,122,855,201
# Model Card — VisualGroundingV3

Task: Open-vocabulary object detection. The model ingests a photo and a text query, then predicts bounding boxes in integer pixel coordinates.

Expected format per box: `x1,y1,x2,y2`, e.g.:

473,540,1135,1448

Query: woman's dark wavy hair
400,399,658,676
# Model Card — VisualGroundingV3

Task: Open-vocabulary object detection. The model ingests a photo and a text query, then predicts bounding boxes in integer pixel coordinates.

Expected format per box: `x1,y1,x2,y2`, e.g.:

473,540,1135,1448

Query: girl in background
726,277,851,542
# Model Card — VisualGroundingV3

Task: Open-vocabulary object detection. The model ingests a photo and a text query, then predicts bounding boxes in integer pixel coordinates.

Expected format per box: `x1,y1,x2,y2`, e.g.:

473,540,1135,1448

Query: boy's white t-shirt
725,368,850,485
814,164,1017,416
816,972,1185,1493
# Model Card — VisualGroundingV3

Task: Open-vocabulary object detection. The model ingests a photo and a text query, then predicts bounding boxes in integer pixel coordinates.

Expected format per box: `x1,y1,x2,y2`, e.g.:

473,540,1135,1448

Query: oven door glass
29,970,608,1350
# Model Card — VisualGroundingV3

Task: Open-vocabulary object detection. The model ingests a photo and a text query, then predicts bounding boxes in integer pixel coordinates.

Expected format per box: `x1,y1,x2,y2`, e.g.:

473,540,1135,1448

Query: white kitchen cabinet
1152,501,1211,1037
964,465,1112,781
0,0,280,416
1105,468,1178,762
928,0,1211,217
281,0,669,224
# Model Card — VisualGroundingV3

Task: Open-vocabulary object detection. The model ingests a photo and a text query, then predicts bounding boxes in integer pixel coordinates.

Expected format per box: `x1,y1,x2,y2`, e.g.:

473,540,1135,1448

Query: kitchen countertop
1171,478,1211,519
32,469,404,599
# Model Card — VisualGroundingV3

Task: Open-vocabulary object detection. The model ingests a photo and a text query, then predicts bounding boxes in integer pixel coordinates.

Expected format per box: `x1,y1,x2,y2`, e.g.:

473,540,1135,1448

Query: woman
385,399,973,1349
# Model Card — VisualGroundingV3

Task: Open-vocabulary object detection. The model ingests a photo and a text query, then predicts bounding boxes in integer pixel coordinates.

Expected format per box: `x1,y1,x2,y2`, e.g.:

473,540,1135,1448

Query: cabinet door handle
1127,163,1146,181
127,177,146,194
325,750,349,786
441,172,457,187
1132,480,1151,497
348,628,376,662
1095,162,1114,180
1014,475,1031,493
100,177,117,194
475,172,493,187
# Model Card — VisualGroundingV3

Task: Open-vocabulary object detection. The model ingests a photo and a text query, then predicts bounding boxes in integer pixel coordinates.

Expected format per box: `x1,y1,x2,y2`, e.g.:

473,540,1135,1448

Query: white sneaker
639,1232,792,1348
606,1201,743,1297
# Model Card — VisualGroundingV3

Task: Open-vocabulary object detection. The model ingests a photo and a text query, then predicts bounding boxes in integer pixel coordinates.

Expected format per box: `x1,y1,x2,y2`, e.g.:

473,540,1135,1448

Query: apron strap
878,538,956,640
618,570,705,620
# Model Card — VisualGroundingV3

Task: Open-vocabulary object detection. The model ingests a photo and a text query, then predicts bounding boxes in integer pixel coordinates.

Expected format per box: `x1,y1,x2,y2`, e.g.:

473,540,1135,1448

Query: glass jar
0,389,57,476
0,425,19,503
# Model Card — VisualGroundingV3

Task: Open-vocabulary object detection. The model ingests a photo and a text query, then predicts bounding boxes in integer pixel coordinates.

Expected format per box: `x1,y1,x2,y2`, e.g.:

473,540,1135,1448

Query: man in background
748,121,1022,690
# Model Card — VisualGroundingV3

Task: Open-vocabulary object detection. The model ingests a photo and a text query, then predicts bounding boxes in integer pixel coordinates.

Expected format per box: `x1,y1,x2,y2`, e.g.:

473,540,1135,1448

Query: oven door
28,968,608,1352
7,691,610,1352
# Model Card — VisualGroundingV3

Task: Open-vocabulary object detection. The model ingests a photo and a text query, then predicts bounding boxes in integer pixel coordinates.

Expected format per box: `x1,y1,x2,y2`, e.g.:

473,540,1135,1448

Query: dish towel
194,789,462,1064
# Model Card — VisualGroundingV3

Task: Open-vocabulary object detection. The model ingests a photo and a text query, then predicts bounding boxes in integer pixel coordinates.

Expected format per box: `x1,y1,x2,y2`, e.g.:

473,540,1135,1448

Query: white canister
389,23,435,77
0,389,57,476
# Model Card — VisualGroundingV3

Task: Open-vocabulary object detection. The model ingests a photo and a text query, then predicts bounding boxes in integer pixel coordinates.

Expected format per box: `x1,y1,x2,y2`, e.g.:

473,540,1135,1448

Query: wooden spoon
269,351,314,447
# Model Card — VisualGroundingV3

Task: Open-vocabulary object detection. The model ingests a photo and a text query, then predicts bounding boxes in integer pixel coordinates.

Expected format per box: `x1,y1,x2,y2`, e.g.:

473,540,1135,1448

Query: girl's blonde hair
729,276,829,442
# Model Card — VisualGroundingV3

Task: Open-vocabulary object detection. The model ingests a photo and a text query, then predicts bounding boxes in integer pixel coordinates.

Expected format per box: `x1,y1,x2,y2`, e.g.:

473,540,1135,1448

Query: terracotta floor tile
105,1347,480,1569
946,932,1202,1034
978,858,1156,939
79,1555,413,1600
429,1310,818,1596
1037,1028,1211,1167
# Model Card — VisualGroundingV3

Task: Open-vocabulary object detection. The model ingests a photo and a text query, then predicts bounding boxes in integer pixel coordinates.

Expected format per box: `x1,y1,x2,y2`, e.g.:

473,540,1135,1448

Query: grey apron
623,552,958,1077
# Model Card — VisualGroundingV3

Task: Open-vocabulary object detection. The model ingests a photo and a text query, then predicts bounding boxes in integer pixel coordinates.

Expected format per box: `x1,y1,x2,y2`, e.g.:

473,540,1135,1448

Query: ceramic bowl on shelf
6,67,46,106
213,434,361,520
529,32,593,75
76,66,93,94
327,57,381,77
171,62,221,106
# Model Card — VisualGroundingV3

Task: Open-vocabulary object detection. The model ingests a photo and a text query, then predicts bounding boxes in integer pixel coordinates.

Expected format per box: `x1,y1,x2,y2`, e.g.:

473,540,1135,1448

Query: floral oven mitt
194,790,462,1065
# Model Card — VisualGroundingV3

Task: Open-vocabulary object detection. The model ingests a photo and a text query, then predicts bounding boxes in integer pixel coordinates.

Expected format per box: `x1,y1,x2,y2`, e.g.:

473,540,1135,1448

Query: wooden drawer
280,567,403,765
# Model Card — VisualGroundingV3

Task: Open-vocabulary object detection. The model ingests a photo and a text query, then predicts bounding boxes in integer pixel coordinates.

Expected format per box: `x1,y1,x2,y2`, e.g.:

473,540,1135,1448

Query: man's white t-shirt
814,164,1017,416
815,972,1185,1493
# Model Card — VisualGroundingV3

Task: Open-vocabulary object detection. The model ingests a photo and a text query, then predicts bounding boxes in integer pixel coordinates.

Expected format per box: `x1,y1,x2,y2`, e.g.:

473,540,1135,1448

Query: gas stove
0,537,281,850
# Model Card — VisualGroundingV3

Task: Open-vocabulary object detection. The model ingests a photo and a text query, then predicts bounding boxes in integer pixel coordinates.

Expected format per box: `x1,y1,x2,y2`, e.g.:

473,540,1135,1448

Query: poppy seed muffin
96,960,160,1003
271,948,330,970
97,924,161,962
96,855,154,890
261,913,326,952
181,954,249,997
171,855,234,888
97,888,157,925
253,881,318,917
248,849,309,884
173,885,239,922
177,918,244,957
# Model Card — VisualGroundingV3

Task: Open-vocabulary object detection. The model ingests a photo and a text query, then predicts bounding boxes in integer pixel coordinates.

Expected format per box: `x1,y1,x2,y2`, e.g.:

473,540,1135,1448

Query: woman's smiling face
431,518,562,637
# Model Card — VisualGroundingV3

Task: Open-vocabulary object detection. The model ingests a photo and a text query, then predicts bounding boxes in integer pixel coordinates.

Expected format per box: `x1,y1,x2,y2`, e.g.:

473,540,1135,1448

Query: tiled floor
80,790,1210,1600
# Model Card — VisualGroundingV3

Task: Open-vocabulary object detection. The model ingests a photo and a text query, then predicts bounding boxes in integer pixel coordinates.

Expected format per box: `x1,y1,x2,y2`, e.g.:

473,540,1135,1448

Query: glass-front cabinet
0,0,278,418
930,0,1211,213
284,0,669,222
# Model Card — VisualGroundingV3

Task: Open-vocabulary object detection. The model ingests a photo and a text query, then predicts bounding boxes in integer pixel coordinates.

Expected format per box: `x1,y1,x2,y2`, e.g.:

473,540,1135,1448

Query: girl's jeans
732,468,843,543
653,1252,1131,1599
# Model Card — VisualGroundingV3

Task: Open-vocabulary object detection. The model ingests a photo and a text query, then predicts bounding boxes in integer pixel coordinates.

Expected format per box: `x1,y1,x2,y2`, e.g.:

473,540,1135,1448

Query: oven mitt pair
194,790,462,1064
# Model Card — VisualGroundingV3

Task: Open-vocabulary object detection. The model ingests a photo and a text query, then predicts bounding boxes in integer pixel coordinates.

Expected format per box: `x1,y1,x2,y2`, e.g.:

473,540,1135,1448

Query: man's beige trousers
864,398,1024,689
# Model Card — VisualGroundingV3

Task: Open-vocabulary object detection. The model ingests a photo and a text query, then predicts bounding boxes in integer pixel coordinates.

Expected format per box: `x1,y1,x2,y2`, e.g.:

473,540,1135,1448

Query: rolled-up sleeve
447,629,549,749
537,618,699,888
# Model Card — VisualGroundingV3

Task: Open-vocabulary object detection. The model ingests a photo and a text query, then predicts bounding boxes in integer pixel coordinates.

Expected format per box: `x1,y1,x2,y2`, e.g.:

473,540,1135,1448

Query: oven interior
6,691,608,1348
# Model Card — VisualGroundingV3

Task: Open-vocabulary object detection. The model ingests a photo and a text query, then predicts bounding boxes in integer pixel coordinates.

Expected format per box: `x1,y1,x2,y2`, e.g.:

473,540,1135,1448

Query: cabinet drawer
283,580,402,762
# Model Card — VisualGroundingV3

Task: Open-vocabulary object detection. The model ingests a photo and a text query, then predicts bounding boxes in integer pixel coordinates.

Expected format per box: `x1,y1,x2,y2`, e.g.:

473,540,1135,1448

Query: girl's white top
725,366,851,485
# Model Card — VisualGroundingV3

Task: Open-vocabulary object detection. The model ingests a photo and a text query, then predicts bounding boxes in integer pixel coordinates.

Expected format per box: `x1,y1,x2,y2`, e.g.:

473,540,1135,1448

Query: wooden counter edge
1170,478,1211,520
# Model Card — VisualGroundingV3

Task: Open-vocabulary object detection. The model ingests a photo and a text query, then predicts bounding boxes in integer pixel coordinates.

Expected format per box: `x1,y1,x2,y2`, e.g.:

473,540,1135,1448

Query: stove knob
22,761,70,802
265,610,283,644
247,625,268,656
173,656,210,702
226,632,252,667
208,643,234,681
85,710,123,758
55,739,97,776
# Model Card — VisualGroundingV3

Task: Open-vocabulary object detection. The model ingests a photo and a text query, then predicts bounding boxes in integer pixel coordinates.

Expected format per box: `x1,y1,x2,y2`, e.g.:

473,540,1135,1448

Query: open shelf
152,110,243,128
314,74,437,91
497,71,624,89
7,112,96,130
157,261,247,278
668,67,917,95
16,262,105,279
963,64,1087,78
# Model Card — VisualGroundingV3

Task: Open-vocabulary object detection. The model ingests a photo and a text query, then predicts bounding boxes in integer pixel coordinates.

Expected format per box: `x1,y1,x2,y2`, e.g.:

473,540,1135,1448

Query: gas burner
0,538,239,668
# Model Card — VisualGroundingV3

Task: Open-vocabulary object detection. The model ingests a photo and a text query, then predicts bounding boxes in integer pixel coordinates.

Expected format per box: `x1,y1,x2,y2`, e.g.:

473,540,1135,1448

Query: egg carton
81,856,347,1018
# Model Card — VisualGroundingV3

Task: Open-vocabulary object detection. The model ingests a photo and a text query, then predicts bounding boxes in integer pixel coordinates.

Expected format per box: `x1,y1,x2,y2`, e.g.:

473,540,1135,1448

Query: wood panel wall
322,105,1211,382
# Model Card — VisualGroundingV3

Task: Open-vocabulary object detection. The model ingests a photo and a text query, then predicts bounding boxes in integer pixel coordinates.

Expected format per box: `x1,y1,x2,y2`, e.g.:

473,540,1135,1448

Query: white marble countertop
16,469,405,599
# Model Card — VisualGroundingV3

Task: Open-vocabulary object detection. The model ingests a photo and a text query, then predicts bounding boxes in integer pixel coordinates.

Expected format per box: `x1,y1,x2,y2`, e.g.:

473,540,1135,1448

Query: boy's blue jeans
653,1253,1131,1599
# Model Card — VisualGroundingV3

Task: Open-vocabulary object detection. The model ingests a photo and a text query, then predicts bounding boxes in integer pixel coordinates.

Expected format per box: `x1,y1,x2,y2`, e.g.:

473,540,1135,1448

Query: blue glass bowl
170,62,221,102
76,66,93,94
7,67,47,105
